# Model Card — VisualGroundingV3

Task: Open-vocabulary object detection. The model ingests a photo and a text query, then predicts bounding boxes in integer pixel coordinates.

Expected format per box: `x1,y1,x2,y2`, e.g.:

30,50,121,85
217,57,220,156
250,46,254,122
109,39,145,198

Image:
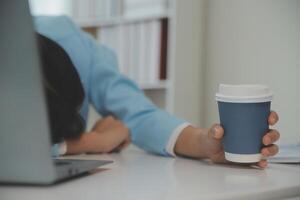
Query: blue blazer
34,16,185,156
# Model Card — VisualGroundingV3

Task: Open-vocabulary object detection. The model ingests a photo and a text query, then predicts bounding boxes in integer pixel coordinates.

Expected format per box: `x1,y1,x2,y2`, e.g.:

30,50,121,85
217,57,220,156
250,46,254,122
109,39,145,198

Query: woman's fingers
268,111,279,125
110,136,131,153
263,129,280,145
257,159,268,168
211,153,226,163
261,144,279,157
208,124,224,140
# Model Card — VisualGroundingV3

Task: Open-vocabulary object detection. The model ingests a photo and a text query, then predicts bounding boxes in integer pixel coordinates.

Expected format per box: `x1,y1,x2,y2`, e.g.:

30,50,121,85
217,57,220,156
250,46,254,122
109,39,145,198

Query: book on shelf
137,22,149,86
98,18,168,87
72,0,122,23
118,24,131,75
160,18,168,80
123,0,169,18
128,23,140,83
72,0,93,22
147,20,161,85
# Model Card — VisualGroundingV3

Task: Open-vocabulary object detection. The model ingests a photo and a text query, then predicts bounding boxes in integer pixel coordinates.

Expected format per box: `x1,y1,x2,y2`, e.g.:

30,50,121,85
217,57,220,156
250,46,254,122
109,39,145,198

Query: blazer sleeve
79,32,186,156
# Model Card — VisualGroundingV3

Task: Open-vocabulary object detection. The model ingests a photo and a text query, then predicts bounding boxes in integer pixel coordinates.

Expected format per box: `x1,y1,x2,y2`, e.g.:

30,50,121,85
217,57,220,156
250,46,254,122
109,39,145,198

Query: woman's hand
66,116,131,154
174,111,280,168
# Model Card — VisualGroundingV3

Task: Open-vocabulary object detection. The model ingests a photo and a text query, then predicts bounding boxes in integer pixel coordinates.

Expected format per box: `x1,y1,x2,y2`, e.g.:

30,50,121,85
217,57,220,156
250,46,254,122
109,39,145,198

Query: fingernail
264,137,271,145
213,126,220,137
271,117,276,123
213,126,218,133
263,161,268,168
263,148,269,156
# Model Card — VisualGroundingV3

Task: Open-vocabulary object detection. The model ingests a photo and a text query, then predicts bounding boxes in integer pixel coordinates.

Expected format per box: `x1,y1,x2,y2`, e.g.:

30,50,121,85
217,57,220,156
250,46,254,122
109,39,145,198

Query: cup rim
216,93,273,103
215,84,273,103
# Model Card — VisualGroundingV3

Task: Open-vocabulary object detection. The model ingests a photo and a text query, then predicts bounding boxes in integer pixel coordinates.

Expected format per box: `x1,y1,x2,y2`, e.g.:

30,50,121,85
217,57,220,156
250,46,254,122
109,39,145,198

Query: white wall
169,0,205,126
203,0,300,142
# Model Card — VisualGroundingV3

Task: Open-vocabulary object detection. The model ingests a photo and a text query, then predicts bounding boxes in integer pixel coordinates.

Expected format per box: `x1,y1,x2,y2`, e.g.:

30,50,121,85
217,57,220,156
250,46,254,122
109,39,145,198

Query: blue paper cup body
216,84,273,163
218,102,271,162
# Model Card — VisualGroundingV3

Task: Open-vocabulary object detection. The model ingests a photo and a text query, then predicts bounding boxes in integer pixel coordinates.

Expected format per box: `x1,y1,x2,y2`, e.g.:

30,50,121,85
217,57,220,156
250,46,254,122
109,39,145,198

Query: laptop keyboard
54,160,72,166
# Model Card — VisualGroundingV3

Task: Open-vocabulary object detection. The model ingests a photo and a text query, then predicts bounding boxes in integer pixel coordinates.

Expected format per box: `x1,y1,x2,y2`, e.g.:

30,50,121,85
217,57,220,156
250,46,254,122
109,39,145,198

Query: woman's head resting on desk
37,33,85,144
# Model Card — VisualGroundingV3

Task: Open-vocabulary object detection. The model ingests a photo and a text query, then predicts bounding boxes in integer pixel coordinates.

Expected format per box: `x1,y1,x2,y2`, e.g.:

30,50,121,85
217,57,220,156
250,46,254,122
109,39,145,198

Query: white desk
1,146,300,200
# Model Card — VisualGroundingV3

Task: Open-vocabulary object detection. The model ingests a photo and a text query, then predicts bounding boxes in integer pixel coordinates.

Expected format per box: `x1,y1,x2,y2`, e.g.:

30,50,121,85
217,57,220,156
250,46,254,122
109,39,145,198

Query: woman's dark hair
37,33,85,144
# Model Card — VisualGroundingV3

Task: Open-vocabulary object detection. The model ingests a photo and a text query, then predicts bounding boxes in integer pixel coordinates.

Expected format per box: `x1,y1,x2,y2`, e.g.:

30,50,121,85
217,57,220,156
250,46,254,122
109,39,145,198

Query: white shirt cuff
165,122,191,157
58,141,67,156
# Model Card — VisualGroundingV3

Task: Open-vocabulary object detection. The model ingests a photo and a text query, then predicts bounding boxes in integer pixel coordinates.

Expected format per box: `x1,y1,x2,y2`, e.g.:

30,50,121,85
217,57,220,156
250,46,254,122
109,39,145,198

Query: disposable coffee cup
215,84,273,163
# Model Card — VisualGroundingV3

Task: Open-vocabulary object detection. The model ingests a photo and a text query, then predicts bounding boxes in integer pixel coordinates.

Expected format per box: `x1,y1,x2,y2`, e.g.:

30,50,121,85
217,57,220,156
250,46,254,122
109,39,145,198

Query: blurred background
29,0,299,143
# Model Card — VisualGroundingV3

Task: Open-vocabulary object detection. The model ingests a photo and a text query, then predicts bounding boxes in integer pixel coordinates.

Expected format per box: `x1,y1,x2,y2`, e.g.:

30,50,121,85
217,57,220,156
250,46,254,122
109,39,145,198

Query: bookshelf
78,12,171,28
29,0,204,129
67,0,173,115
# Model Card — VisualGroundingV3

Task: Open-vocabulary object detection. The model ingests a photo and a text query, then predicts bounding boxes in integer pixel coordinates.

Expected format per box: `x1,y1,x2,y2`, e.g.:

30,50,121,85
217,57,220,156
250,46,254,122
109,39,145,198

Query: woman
36,16,280,168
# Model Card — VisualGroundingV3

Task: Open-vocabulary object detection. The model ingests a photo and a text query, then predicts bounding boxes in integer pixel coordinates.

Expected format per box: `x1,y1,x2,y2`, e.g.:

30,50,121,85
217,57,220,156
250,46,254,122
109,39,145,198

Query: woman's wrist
65,133,91,155
58,141,67,155
174,126,209,159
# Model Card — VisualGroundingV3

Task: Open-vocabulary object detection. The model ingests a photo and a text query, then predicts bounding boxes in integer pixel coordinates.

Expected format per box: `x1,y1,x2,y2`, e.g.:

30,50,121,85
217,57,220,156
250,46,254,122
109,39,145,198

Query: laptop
0,0,112,185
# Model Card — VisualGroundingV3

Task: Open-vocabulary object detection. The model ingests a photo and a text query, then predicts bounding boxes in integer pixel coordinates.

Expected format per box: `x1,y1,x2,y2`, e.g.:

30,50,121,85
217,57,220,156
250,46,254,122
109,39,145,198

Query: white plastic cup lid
215,84,273,103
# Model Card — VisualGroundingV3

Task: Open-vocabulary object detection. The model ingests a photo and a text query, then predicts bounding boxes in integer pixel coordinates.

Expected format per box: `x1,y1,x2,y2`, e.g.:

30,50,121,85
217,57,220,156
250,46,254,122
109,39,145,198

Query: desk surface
1,146,300,200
